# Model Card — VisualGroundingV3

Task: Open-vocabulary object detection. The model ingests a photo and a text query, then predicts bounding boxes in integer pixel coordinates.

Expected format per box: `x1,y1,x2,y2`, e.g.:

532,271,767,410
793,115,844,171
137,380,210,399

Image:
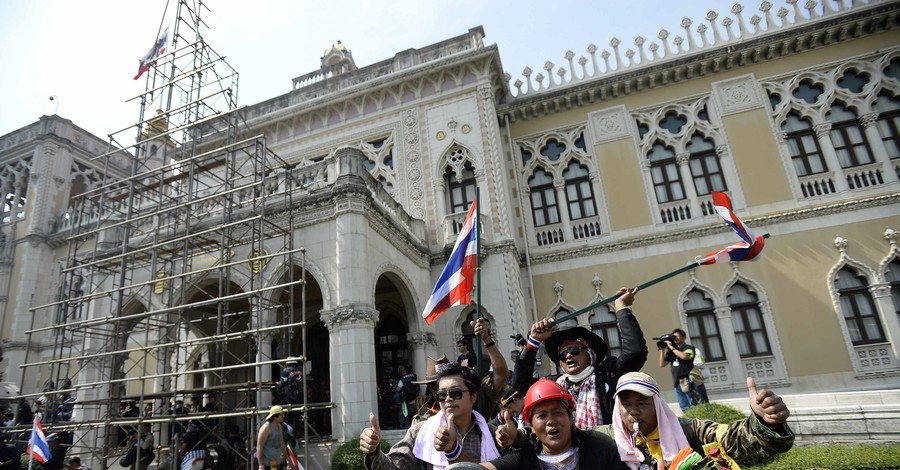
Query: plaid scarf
557,371,600,429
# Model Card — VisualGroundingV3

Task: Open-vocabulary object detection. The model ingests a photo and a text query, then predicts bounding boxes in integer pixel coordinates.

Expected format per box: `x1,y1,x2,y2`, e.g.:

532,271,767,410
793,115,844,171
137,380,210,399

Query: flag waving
422,200,478,325
134,27,169,80
698,191,765,265
26,417,51,463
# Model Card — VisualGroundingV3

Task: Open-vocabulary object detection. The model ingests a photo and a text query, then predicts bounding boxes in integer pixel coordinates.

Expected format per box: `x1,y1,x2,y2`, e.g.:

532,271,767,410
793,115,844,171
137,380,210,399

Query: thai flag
422,200,478,325
134,27,169,80
699,191,765,265
26,417,51,464
287,446,303,470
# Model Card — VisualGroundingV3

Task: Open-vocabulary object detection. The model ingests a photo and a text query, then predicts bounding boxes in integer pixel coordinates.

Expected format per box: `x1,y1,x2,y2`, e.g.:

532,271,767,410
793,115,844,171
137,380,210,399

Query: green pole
553,233,770,325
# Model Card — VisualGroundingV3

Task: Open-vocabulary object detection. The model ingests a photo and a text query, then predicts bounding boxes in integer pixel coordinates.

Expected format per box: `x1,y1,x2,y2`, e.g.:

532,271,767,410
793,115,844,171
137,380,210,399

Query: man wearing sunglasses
510,287,648,430
360,363,502,469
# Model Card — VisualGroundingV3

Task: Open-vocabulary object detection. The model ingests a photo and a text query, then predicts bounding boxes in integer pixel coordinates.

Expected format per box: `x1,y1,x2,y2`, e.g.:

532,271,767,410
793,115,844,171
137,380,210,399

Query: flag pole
27,418,34,470
553,233,770,325
474,188,483,371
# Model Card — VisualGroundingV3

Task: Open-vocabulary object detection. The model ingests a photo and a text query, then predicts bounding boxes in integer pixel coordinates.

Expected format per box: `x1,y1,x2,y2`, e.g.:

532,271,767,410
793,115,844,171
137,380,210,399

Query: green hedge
331,438,391,470
744,444,900,470
681,402,746,423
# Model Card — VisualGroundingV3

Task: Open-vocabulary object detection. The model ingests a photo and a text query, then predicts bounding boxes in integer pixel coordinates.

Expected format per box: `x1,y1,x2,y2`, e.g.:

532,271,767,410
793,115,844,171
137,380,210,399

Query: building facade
0,0,898,467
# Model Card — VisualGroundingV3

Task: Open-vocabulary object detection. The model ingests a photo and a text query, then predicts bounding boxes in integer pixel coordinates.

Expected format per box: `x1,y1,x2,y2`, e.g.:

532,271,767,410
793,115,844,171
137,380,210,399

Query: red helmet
522,378,575,422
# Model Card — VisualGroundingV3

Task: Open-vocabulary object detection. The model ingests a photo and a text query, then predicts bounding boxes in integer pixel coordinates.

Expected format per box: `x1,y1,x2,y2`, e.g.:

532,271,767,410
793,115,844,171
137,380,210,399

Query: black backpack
400,373,418,402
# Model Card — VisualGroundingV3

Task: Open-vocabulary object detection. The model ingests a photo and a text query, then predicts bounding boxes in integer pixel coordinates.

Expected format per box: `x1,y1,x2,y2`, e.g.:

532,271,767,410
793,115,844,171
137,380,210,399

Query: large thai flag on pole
134,27,169,80
698,191,765,265
422,200,478,325
26,417,51,464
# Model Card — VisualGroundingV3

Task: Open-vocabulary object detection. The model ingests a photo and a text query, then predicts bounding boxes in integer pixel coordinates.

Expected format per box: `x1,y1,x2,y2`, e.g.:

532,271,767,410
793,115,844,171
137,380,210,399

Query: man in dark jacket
0,434,20,470
510,287,647,428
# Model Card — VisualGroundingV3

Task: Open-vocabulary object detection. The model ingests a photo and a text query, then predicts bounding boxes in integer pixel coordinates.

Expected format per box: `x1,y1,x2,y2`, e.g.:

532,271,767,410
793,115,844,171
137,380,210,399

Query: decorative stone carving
587,105,631,144
834,235,848,253
886,228,898,248
323,306,378,330
402,109,425,219
407,331,437,347
711,74,764,116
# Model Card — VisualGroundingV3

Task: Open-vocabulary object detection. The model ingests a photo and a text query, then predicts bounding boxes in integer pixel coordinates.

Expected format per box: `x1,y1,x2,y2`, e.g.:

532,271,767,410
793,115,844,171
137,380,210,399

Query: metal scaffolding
18,1,316,468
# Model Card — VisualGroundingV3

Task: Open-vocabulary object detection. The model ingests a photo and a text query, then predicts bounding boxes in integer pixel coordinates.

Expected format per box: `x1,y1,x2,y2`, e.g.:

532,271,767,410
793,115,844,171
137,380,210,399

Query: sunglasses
436,388,466,401
558,345,585,360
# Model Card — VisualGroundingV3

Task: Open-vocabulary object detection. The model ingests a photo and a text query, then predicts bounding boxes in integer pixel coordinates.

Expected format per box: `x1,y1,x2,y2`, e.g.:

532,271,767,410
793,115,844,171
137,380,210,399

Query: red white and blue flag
134,27,169,80
287,446,302,470
422,200,478,325
26,417,51,464
699,191,765,265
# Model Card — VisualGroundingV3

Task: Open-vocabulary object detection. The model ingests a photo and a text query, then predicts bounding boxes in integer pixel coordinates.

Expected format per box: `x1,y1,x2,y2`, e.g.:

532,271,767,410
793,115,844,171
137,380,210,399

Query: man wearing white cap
605,372,794,469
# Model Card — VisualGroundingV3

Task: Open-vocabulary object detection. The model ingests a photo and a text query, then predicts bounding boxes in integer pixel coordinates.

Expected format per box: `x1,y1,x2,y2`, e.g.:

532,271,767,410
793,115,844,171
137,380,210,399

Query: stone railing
845,161,886,190
570,217,602,241
534,222,566,247
506,0,887,98
797,171,837,198
440,210,490,246
658,199,693,224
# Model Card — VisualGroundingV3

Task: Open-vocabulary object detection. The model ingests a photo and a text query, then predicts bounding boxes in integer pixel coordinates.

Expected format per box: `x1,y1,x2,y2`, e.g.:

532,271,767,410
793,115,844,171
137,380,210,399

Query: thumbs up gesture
747,377,790,427
434,412,458,452
359,413,382,455
494,408,518,449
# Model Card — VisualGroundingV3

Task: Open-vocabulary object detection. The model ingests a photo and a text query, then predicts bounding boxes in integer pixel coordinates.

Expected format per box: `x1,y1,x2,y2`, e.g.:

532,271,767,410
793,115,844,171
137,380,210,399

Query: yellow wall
594,138,653,230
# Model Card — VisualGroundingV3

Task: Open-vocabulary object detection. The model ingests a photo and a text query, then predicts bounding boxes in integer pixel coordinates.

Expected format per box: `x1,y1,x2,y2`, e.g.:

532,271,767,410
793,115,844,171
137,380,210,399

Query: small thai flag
699,191,765,265
134,27,169,80
26,417,51,464
422,199,478,325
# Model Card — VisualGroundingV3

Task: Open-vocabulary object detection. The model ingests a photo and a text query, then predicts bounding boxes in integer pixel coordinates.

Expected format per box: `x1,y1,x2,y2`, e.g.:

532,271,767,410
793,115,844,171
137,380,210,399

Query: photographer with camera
657,328,707,411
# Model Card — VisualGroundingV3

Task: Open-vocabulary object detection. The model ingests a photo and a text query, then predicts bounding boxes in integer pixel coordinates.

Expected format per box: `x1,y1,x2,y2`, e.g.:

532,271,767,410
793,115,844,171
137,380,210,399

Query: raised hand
471,318,490,342
529,319,555,343
359,413,382,455
747,377,790,427
614,286,639,311
494,408,517,449
434,412,458,452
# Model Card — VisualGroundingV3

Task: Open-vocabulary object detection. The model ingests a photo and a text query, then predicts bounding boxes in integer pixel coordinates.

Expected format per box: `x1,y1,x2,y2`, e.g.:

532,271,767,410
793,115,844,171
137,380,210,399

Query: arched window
727,283,772,357
687,134,726,196
528,168,559,227
873,93,900,159
648,142,683,203
563,161,596,221
884,260,900,318
684,290,725,361
553,308,577,330
827,104,874,168
782,113,827,177
589,306,621,358
445,160,476,214
834,267,885,345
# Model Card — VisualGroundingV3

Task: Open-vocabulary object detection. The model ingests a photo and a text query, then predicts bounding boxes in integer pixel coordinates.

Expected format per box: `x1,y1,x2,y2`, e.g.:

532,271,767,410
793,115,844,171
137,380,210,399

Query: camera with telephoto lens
653,334,676,350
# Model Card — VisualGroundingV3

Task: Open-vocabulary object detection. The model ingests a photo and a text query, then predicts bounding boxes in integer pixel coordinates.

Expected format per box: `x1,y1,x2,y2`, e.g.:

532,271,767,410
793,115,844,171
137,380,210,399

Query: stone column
407,332,437,382
870,284,900,360
675,152,702,217
860,112,898,183
714,306,744,388
257,331,276,408
324,306,378,440
553,178,571,238
813,122,849,192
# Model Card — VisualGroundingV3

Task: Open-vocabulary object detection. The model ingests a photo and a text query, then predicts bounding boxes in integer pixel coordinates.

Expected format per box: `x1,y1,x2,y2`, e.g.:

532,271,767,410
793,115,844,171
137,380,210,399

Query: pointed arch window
884,260,900,318
834,267,885,345
648,142,684,203
687,134,726,196
528,168,559,227
874,93,900,159
589,306,622,358
445,160,476,214
827,104,874,168
553,308,578,331
728,283,771,357
563,161,596,221
684,289,725,361
782,113,827,177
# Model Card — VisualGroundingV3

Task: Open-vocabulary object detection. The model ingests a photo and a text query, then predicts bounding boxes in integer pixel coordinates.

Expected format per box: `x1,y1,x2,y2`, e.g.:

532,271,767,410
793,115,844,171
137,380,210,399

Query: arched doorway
373,273,415,430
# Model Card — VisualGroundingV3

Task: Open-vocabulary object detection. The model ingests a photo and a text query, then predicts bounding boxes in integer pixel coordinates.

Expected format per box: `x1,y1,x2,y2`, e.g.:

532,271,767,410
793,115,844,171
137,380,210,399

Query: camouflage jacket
595,415,794,469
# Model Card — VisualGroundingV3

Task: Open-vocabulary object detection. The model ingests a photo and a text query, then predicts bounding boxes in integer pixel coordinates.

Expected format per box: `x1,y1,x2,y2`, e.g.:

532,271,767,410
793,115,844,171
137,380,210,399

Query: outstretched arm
473,318,509,392
610,287,649,375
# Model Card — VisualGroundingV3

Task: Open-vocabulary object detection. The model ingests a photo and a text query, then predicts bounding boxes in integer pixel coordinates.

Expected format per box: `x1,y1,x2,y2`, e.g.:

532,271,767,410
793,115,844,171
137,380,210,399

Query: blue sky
0,0,738,139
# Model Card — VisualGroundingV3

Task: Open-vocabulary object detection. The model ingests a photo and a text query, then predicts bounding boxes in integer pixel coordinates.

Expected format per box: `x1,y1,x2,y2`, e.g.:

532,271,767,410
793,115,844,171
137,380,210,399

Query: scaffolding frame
18,1,318,468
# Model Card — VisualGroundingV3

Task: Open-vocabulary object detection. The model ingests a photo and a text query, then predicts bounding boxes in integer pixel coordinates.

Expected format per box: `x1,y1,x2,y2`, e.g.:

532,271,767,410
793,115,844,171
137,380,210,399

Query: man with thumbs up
360,363,501,469
603,372,794,469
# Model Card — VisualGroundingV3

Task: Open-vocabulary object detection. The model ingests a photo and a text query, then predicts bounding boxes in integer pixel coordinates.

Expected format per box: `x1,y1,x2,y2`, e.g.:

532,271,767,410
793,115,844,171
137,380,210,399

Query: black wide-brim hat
545,326,608,364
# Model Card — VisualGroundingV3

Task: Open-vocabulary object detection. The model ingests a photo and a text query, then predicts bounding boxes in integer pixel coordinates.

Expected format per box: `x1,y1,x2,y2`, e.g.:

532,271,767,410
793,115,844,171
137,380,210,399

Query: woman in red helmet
480,378,627,470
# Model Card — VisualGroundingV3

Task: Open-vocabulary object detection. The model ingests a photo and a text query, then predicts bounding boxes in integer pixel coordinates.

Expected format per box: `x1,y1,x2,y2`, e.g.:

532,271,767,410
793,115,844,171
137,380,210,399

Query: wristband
526,336,541,350
444,439,462,461
484,340,496,349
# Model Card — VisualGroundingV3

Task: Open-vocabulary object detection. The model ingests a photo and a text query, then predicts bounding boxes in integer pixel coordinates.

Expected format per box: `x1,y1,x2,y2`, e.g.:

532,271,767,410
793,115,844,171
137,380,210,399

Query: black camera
653,334,675,350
